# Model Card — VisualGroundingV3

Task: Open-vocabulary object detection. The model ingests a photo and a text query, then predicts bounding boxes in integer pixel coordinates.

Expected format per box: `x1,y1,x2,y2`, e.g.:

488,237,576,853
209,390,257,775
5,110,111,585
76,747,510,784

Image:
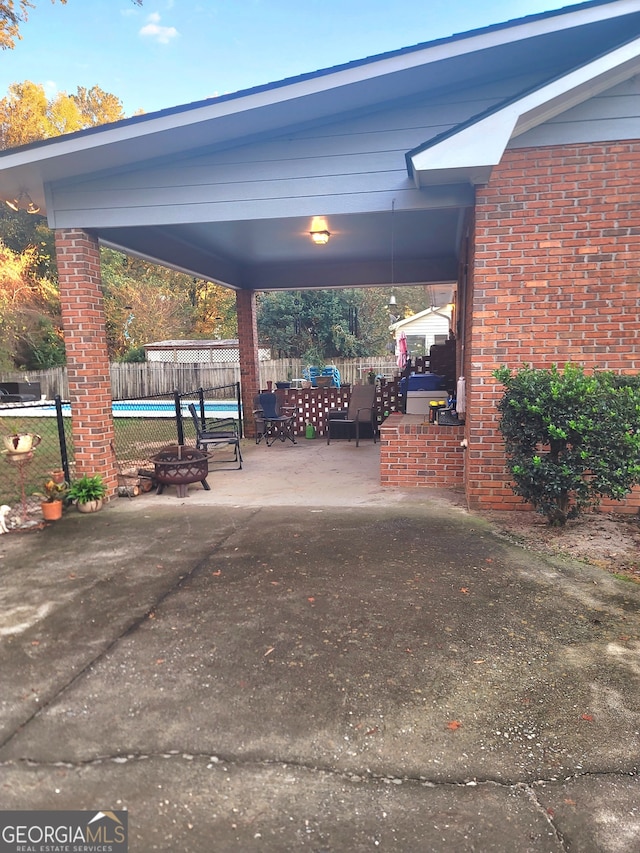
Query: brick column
236,289,260,439
55,228,117,495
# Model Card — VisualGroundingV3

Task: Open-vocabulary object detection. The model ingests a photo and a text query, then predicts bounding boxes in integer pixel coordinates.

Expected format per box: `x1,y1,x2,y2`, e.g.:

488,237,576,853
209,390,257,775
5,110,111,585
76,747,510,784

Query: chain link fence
113,384,241,489
0,398,74,522
0,383,241,523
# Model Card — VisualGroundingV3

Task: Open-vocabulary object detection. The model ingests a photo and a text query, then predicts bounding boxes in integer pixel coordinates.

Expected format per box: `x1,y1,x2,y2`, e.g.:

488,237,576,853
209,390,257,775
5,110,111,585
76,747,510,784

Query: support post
236,289,260,439
55,228,118,496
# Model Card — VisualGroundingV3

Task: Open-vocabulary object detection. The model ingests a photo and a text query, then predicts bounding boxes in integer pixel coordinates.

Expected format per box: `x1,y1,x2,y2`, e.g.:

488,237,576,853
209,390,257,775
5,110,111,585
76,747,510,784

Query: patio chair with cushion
188,403,243,469
253,392,297,446
326,383,378,447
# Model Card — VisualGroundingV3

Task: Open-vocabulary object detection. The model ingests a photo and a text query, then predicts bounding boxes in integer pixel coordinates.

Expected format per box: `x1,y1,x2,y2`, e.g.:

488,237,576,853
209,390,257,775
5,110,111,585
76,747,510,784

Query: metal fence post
174,390,184,445
54,395,71,483
235,381,243,438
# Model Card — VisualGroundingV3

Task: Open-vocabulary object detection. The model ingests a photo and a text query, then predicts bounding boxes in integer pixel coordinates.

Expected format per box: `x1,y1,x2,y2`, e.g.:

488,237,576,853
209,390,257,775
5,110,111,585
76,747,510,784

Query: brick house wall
466,141,640,512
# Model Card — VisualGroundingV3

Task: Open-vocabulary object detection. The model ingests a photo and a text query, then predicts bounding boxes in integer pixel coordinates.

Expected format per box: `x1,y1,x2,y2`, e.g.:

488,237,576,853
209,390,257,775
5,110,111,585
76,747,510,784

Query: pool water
0,400,240,418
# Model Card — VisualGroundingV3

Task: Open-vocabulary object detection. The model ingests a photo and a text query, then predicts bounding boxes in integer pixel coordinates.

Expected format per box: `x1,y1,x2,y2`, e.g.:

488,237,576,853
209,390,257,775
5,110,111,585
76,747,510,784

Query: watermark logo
0,810,128,852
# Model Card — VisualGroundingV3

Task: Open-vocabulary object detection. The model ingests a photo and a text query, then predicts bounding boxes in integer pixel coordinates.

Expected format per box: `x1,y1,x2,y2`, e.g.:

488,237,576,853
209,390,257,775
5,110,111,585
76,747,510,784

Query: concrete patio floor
0,438,638,852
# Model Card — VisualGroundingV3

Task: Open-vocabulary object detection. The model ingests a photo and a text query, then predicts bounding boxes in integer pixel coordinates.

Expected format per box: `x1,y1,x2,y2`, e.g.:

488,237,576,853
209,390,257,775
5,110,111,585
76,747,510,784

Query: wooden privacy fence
0,358,398,400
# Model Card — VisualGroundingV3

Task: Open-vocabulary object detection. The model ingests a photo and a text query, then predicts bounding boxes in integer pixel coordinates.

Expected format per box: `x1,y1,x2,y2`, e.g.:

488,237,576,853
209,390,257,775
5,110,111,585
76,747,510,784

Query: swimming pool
0,399,240,418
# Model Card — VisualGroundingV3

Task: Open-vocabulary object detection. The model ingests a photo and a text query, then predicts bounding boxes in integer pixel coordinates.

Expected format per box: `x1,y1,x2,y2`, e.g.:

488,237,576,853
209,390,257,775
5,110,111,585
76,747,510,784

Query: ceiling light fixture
310,229,330,245
309,215,330,245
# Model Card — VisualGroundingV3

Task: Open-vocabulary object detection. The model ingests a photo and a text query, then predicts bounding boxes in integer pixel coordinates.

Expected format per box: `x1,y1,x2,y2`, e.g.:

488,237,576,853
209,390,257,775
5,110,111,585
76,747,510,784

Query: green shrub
493,364,640,525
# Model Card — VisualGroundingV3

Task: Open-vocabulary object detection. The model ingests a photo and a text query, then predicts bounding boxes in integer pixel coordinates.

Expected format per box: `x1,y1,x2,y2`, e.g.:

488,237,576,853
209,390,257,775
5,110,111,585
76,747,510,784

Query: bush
493,364,640,525
67,474,107,504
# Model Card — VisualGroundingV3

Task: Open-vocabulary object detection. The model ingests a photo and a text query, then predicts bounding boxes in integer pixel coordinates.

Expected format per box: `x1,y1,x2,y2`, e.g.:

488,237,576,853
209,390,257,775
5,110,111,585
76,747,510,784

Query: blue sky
1,0,587,116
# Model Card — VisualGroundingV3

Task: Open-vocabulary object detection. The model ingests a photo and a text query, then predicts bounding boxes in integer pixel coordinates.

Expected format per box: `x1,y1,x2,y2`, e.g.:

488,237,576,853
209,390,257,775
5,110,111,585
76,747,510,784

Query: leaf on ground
446,720,462,730
460,587,470,594
580,713,594,722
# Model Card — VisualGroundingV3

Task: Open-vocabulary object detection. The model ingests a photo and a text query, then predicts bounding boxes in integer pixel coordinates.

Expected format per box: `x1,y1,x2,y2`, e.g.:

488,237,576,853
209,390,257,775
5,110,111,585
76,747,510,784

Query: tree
73,86,126,127
0,238,64,368
100,248,238,358
0,81,126,148
186,276,237,340
0,1,142,50
0,80,50,146
100,251,192,357
494,364,640,525
0,1,66,50
257,287,427,361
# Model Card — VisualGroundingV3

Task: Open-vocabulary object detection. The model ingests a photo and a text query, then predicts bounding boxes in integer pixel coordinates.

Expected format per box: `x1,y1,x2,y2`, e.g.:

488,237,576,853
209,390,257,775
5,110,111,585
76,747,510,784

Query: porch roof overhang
1,0,639,292
407,31,640,187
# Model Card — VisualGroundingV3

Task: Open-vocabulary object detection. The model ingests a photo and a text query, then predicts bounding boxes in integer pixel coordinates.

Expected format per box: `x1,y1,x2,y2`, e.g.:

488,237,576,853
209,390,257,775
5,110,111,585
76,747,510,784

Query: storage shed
390,307,453,358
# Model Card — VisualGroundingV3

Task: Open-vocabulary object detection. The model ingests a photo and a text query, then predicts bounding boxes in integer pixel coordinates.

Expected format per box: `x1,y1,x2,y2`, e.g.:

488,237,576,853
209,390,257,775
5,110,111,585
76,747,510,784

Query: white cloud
139,13,179,45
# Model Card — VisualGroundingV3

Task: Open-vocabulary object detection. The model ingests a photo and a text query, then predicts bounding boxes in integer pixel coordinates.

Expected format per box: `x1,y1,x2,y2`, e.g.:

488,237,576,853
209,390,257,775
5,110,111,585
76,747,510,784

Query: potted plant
37,477,68,521
67,474,107,513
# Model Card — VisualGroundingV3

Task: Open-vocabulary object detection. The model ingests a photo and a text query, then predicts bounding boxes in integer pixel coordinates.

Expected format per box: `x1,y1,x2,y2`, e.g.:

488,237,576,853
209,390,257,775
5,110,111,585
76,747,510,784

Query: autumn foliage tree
0,238,64,368
0,82,125,148
100,249,238,359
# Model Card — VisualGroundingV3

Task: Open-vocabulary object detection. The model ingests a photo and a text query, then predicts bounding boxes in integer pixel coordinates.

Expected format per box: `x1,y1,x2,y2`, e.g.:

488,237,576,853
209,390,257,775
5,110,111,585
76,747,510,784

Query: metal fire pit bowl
150,445,210,497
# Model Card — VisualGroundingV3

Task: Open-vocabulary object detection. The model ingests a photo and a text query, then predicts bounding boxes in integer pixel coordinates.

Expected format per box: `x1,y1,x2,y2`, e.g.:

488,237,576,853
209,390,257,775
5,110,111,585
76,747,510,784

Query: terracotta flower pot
76,499,103,514
41,500,63,521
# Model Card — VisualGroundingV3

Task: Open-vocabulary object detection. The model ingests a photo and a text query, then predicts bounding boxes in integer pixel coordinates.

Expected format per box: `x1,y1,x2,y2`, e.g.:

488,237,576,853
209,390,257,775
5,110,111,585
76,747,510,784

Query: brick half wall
380,413,465,489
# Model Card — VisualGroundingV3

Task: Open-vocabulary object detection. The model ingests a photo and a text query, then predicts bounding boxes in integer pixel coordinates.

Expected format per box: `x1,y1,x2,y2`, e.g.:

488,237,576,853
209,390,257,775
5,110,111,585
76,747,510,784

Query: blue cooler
402,373,448,415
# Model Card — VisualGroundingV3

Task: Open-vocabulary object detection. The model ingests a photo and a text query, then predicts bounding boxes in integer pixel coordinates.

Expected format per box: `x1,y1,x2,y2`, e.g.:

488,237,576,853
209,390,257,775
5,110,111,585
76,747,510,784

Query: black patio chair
253,392,297,446
326,383,378,447
188,403,243,469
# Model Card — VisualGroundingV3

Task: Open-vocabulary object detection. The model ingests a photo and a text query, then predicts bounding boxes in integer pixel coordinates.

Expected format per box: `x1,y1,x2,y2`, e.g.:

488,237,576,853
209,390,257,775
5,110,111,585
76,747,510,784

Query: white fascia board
0,2,634,173
410,34,640,187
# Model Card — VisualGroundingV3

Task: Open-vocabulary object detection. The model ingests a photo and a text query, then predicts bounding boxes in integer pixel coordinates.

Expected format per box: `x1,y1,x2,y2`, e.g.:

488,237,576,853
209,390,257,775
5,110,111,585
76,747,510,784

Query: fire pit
150,445,210,497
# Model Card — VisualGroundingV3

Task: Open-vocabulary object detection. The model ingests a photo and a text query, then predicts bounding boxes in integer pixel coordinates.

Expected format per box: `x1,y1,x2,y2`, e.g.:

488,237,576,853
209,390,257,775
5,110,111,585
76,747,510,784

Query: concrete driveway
0,439,638,852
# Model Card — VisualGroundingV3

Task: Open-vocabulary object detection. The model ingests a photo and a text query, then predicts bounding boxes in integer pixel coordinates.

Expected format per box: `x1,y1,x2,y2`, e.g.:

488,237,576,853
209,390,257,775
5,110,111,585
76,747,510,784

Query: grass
0,414,230,505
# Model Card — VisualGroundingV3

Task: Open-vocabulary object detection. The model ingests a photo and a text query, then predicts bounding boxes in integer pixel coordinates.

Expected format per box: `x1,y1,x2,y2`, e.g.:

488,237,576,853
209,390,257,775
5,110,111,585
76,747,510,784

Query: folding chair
253,392,297,446
188,403,243,469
